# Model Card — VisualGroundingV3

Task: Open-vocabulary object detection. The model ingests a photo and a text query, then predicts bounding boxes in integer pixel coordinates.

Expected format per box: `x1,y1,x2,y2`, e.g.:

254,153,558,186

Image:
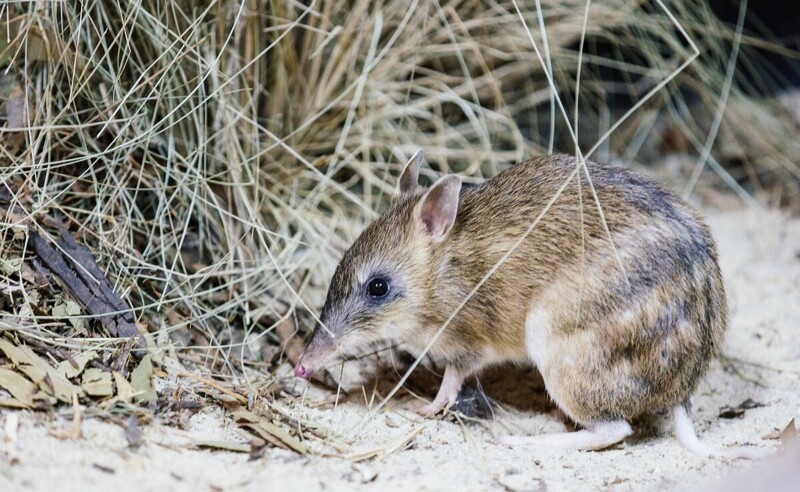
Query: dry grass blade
346,426,424,462
232,409,309,455
178,371,247,404
194,439,251,453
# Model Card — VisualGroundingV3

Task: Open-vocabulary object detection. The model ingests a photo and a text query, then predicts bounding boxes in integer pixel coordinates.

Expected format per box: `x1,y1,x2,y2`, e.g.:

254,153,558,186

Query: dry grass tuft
0,0,798,448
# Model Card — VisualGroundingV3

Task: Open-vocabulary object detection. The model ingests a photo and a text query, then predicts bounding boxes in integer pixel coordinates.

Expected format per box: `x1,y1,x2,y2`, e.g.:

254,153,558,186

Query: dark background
711,0,800,92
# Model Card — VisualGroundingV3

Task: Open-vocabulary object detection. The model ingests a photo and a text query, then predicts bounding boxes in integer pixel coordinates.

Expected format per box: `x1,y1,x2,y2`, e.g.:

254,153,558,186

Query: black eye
366,277,389,298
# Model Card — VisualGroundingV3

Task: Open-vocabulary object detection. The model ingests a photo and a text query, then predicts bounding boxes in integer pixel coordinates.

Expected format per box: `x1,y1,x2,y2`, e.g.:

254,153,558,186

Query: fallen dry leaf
0,398,30,409
0,367,36,407
130,355,156,403
51,299,84,330
56,350,98,379
112,371,136,400
0,257,23,276
81,369,113,397
0,339,81,403
233,409,308,455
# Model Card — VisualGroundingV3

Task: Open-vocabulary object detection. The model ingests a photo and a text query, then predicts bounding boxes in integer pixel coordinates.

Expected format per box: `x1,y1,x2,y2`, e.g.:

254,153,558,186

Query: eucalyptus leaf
130,355,156,403
56,350,98,379
81,368,113,397
0,367,35,406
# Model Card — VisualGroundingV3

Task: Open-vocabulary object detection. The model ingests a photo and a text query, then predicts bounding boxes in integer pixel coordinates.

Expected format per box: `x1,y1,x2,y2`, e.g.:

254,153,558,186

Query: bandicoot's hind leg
499,420,632,450
673,402,770,459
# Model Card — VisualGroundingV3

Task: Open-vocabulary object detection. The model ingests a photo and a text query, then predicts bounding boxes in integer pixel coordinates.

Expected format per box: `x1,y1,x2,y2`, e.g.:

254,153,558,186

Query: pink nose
294,363,312,378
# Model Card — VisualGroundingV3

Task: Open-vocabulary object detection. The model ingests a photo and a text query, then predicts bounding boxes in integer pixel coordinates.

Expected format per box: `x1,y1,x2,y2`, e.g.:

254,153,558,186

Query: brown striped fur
298,153,726,426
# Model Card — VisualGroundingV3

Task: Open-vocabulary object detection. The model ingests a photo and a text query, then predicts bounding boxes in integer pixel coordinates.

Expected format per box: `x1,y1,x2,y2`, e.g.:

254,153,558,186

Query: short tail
672,402,770,460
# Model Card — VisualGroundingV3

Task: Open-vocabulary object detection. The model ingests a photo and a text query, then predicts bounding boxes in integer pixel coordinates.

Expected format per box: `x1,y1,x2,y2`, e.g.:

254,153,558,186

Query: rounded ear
394,149,424,198
417,175,462,241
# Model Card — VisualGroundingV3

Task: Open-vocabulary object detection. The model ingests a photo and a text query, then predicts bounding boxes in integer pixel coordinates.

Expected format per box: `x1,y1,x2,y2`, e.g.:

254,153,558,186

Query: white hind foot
673,404,772,460
499,420,633,451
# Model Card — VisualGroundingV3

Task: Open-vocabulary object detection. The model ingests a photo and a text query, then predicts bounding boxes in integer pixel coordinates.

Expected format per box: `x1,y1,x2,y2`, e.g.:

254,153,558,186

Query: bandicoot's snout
294,362,313,379
294,326,335,379
294,349,319,379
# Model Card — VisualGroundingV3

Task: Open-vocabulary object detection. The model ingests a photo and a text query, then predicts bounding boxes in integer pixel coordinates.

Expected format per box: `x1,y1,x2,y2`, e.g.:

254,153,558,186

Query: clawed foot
411,364,464,417
414,399,450,417
412,390,460,416
415,402,441,417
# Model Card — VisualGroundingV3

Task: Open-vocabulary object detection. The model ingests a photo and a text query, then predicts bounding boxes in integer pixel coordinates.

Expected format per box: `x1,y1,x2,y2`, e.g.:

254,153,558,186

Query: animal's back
429,155,726,421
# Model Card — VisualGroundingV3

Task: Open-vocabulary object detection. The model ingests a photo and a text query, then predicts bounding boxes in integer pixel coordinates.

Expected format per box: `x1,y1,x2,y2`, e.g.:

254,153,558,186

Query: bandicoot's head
294,150,462,378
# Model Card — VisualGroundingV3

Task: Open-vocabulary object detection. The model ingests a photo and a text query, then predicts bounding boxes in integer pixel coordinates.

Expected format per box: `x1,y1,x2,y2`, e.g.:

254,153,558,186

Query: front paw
415,401,444,417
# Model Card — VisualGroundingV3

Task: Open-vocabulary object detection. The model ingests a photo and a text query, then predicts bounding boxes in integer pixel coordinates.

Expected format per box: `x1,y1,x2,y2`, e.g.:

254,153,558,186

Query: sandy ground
1,205,799,492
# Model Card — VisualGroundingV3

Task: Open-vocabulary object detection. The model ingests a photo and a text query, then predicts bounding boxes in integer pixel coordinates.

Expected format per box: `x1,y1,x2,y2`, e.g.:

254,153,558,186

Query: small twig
53,220,134,323
30,229,143,345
